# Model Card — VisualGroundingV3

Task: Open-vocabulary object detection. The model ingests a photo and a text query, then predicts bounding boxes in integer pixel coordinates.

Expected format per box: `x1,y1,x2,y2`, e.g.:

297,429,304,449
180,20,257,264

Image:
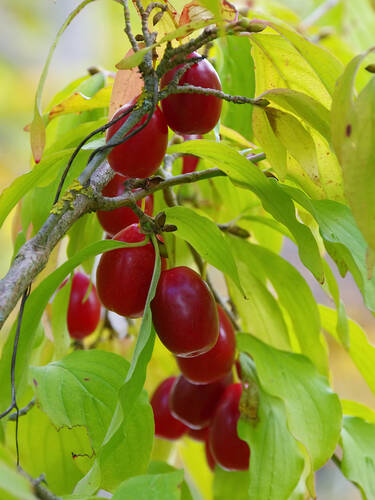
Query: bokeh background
1,1,375,498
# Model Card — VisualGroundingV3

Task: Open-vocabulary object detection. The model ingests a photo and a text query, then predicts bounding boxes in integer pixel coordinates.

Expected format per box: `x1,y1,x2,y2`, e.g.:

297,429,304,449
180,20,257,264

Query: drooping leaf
0,239,148,414
164,206,243,293
341,416,375,499
319,305,375,396
217,36,255,140
213,468,249,500
168,140,324,282
229,238,327,374
284,186,375,312
111,470,184,500
238,354,304,500
238,334,342,471
262,88,331,143
31,351,130,449
341,400,375,424
10,404,93,496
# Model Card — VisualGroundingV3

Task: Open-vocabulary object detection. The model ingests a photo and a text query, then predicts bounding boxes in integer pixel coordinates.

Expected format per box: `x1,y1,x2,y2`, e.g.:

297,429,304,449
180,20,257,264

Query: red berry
151,377,188,440
188,427,209,442
67,272,101,340
182,134,202,174
151,266,219,357
176,304,236,384
97,174,154,236
161,53,222,135
96,224,165,318
169,373,232,429
209,383,250,471
205,438,216,470
106,99,168,178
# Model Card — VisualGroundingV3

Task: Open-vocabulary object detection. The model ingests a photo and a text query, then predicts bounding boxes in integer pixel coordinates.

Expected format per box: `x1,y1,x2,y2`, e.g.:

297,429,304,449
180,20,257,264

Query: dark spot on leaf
33,378,38,387
346,124,352,137
84,378,90,382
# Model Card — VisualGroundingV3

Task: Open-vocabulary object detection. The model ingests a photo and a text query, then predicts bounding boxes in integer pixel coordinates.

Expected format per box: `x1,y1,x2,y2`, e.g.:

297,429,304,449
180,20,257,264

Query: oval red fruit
151,266,219,357
176,304,236,384
107,100,168,178
151,377,188,440
161,53,222,135
209,383,250,471
96,224,165,318
169,373,232,429
182,134,202,174
97,174,153,236
67,272,101,340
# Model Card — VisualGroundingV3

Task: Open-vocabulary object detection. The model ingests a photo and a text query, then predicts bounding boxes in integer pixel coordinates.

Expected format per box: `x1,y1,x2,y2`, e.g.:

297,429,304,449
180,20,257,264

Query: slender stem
8,399,36,421
299,0,339,31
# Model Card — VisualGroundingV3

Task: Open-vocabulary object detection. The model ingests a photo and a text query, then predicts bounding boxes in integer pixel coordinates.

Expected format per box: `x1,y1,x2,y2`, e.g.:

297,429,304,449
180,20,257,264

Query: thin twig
8,398,35,421
299,0,340,31
159,84,269,107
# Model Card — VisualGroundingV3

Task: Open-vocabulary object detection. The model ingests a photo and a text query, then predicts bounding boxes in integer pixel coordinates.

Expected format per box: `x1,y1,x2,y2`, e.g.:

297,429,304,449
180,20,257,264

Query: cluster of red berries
150,297,250,472
64,53,248,471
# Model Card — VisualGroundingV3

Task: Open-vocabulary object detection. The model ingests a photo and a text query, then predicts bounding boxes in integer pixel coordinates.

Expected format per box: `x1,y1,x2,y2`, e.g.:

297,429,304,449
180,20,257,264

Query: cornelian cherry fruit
151,377,188,440
151,266,219,357
97,174,153,236
160,53,222,135
67,272,101,340
169,373,232,429
188,427,209,442
176,304,236,384
182,134,202,174
209,383,250,471
96,224,165,318
106,99,168,178
205,438,216,470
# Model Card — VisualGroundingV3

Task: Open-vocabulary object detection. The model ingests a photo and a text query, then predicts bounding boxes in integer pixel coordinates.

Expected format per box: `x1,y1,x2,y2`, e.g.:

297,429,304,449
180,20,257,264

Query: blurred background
1,1,375,498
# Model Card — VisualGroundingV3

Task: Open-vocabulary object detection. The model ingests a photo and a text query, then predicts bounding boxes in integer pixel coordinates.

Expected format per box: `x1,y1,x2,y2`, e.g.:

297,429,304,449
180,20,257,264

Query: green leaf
30,0,98,162
31,351,130,449
229,238,327,374
262,88,331,143
268,24,343,97
252,107,287,179
227,240,290,351
238,334,342,471
341,416,375,499
217,36,255,139
76,236,161,493
0,463,35,500
284,186,375,312
265,107,320,184
0,239,147,414
213,469,249,500
168,140,324,282
0,149,73,229
164,206,243,293
319,305,375,396
341,400,375,424
112,470,184,500
12,404,93,496
50,278,72,358
238,354,304,500
147,462,194,500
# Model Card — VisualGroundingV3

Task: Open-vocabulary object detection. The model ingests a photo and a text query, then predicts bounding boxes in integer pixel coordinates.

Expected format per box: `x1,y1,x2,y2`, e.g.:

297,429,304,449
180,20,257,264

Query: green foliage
3,1,375,499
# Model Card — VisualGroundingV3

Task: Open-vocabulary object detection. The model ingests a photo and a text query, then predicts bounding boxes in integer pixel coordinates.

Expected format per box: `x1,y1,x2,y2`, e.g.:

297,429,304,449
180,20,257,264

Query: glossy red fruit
151,377,188,440
182,134,202,174
205,438,216,470
96,224,165,318
188,427,209,442
106,99,168,178
67,272,101,340
151,266,219,357
161,53,222,135
176,304,236,384
209,383,250,471
97,174,154,236
169,373,232,429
